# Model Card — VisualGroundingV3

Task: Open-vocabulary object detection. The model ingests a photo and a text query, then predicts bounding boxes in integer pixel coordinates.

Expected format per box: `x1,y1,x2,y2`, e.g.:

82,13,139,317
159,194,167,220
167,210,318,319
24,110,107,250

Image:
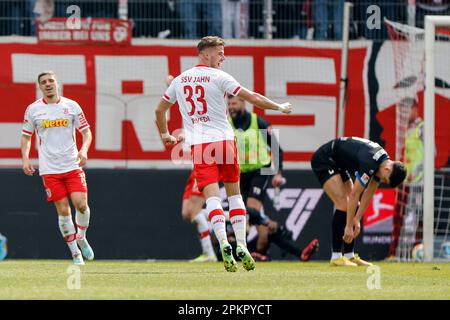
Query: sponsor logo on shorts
79,172,87,187
45,188,52,198
328,169,334,175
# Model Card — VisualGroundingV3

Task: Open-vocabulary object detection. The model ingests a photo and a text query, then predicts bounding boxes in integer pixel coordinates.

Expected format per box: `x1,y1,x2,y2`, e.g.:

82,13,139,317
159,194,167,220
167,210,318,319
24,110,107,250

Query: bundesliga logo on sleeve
361,173,370,185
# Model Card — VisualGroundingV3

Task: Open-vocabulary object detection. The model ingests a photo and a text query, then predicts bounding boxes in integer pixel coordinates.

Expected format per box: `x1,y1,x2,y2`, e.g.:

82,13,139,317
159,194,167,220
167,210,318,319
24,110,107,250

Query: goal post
423,15,450,262
338,2,353,137
385,16,450,262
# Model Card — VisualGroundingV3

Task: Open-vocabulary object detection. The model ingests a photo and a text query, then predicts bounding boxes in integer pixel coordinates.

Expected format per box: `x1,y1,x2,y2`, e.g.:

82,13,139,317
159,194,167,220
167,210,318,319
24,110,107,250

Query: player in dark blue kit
311,137,406,266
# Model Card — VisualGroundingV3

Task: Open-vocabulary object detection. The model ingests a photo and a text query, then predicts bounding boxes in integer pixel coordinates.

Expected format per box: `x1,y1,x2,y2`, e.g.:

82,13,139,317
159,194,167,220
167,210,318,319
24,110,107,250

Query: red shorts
42,169,88,202
191,140,240,191
182,170,204,200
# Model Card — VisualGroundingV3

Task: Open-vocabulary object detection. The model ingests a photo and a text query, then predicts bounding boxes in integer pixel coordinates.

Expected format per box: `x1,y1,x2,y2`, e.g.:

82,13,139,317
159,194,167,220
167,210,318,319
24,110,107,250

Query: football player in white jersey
155,36,292,272
165,75,217,263
20,71,94,265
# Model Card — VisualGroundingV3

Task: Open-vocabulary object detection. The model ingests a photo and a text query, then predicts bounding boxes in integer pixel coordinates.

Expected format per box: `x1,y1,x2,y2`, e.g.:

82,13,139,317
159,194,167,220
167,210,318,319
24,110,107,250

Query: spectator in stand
177,0,222,39
312,0,345,40
30,0,54,36
221,0,249,39
273,0,308,39
3,0,23,35
294,0,314,39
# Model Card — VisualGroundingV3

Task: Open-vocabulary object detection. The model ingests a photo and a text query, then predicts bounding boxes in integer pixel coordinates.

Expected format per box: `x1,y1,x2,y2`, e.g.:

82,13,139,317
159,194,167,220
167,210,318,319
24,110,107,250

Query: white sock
331,252,342,260
228,195,247,246
58,215,79,255
344,252,355,259
206,197,228,245
193,209,215,257
75,207,90,240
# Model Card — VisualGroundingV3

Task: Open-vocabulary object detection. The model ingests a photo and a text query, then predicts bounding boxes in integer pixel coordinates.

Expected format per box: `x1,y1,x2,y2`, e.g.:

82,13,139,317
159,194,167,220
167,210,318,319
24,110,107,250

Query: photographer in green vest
227,93,284,209
227,94,318,260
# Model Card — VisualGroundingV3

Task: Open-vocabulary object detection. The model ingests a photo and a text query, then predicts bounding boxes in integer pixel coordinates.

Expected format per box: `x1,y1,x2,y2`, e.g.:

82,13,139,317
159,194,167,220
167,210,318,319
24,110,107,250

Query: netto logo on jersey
42,119,69,129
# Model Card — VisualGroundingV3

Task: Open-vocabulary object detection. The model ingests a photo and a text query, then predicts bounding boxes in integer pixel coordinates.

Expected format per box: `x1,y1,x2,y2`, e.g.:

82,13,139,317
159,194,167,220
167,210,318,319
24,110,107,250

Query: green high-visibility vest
404,121,424,183
229,113,272,173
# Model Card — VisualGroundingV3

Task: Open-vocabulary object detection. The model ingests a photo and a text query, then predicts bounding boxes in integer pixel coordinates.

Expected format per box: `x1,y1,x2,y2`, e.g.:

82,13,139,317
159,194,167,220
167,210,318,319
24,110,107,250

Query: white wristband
161,132,170,139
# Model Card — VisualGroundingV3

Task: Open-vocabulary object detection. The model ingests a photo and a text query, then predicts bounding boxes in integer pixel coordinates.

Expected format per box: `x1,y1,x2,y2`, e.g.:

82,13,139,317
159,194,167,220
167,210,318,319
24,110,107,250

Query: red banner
0,40,448,169
37,18,131,46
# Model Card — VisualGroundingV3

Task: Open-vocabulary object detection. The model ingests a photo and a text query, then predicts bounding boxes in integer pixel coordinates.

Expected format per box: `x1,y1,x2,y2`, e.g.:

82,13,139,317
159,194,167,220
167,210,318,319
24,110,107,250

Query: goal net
385,17,450,262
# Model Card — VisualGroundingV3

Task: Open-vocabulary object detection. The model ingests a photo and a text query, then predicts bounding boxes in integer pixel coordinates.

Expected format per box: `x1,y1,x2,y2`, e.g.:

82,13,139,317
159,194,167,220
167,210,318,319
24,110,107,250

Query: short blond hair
37,71,57,84
197,36,225,53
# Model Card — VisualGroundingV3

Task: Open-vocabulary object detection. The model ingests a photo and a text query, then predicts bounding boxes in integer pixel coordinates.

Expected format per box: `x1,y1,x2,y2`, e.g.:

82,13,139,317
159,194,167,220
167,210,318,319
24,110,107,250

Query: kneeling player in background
246,208,319,262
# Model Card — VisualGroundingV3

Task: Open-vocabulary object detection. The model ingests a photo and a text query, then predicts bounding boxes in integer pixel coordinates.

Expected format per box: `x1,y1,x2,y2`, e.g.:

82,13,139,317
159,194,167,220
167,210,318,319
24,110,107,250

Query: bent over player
21,71,94,265
155,36,292,272
311,137,406,266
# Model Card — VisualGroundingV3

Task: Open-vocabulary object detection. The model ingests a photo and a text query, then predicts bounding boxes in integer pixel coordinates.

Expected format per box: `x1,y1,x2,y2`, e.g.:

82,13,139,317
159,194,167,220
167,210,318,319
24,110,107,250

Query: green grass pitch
0,260,449,299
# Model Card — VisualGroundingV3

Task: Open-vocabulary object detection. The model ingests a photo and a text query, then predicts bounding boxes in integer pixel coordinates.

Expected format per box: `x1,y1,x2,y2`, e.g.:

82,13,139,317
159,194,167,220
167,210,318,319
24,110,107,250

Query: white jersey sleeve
22,105,35,136
72,102,90,131
163,79,177,104
216,72,242,96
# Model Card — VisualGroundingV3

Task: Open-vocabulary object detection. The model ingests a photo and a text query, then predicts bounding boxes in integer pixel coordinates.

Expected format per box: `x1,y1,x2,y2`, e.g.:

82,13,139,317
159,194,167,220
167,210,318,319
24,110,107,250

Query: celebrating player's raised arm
237,88,292,114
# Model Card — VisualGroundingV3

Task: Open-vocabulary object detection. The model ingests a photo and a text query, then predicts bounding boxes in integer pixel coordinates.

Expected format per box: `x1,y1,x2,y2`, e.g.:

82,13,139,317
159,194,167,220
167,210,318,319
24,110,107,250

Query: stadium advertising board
0,169,388,260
